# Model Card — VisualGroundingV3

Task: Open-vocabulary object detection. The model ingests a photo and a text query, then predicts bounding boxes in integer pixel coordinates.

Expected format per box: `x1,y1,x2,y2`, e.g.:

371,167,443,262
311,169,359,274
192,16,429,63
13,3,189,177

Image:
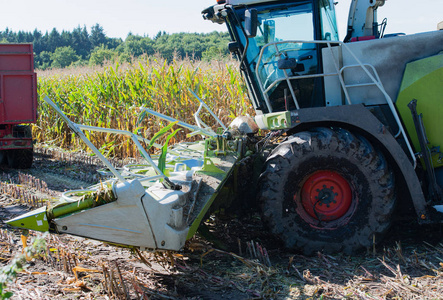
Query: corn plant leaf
133,126,145,135
136,110,148,127
147,121,178,150
158,128,181,173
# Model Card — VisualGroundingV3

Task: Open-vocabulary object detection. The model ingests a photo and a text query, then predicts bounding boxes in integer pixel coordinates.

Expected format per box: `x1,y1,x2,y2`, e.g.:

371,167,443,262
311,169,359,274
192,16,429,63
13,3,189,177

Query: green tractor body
203,0,443,253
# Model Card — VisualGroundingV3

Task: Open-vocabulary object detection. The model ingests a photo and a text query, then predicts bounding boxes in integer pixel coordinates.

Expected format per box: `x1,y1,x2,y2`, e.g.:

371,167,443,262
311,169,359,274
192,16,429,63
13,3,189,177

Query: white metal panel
322,30,443,106
55,180,158,248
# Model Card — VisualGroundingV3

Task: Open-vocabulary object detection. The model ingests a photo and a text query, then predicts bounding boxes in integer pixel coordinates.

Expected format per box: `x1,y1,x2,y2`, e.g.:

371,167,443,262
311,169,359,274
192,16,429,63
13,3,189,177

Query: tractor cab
203,0,339,116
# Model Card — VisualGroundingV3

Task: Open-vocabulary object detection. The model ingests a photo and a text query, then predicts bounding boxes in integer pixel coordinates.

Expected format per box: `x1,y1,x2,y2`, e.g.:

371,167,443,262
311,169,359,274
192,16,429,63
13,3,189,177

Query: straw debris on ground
0,147,442,299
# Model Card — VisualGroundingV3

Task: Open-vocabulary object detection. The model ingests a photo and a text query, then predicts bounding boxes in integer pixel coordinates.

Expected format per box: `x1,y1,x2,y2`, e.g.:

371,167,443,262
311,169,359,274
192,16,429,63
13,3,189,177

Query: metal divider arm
75,124,167,179
140,107,217,138
43,96,127,183
189,90,227,131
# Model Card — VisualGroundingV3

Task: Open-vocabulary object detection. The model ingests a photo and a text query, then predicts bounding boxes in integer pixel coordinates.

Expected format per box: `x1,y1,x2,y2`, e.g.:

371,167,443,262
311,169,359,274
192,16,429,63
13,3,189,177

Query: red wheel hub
300,170,352,221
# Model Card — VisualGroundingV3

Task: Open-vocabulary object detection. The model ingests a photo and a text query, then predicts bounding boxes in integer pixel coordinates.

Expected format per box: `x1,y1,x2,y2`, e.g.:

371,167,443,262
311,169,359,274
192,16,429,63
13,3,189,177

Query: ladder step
344,82,378,88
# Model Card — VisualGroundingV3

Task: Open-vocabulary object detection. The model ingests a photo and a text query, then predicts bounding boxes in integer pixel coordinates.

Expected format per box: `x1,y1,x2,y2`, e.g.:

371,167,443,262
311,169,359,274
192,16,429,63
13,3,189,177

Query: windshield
236,2,318,111
255,4,314,44
243,2,315,70
229,1,338,112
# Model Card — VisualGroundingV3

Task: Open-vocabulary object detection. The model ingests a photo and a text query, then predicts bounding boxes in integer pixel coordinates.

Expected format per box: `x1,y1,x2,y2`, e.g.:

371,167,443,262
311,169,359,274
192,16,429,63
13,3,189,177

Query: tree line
0,24,231,69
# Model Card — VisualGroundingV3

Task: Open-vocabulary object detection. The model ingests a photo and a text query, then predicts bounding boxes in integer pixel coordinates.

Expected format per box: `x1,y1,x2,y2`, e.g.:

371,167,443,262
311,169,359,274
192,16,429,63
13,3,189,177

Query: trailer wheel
7,149,33,169
258,127,396,254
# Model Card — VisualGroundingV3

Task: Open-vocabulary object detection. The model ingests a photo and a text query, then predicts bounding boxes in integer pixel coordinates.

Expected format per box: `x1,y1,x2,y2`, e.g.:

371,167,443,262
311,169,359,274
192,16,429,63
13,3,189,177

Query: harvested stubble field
1,59,443,299
1,147,443,299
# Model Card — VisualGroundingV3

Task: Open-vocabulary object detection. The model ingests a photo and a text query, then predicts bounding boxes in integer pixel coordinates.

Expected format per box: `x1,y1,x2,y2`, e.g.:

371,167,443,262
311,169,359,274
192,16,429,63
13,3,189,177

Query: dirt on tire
258,127,396,255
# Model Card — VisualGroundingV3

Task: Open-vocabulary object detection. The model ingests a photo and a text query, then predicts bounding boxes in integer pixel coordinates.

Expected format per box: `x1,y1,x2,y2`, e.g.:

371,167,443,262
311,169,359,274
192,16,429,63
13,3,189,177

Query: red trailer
0,44,37,168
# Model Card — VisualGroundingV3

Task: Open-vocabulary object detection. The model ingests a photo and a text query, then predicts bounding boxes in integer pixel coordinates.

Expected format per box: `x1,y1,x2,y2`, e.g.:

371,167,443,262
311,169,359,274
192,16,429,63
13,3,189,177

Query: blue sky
1,0,442,40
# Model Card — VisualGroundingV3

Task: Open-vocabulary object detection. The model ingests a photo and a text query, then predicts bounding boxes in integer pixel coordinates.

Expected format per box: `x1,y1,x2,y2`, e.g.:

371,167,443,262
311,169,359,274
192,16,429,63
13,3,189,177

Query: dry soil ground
1,146,443,299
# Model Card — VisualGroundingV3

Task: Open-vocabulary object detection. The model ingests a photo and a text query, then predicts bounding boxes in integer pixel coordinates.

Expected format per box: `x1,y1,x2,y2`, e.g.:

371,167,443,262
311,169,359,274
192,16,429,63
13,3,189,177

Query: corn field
36,57,252,158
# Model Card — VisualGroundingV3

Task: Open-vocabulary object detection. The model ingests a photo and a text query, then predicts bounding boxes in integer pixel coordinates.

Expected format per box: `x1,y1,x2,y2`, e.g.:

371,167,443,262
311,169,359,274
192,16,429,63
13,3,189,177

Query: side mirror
228,41,240,53
245,9,258,38
263,20,275,43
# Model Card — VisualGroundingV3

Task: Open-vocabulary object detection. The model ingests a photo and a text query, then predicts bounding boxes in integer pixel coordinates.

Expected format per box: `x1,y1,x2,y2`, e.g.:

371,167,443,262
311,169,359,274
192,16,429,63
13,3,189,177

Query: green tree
32,29,43,53
48,28,61,52
51,46,79,68
89,45,117,66
123,34,155,57
0,28,15,42
0,26,232,68
90,23,107,48
60,30,73,47
71,26,91,58
118,52,131,63
106,37,123,50
202,46,227,61
35,51,53,70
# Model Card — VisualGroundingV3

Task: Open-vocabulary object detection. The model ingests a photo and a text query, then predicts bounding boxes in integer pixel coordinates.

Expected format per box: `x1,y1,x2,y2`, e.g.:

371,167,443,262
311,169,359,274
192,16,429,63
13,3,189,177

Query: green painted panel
6,206,49,232
396,53,443,168
260,111,291,130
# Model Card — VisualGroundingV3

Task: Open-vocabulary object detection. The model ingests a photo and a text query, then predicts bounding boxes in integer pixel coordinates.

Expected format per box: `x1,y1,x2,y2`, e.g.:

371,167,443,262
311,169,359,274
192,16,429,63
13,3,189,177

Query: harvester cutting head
7,95,247,251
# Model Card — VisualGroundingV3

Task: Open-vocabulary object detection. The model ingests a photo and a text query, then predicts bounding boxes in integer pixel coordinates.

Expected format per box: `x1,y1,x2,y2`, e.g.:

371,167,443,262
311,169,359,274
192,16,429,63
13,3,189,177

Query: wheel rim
300,170,352,222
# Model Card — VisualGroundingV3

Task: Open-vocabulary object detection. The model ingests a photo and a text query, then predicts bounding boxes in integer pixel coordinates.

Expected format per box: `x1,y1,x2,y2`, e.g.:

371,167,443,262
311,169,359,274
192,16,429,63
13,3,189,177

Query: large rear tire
258,127,396,254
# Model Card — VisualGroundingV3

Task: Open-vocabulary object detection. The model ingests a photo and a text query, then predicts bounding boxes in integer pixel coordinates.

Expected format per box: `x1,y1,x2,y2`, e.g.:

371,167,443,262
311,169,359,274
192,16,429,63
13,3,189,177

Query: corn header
7,95,256,251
